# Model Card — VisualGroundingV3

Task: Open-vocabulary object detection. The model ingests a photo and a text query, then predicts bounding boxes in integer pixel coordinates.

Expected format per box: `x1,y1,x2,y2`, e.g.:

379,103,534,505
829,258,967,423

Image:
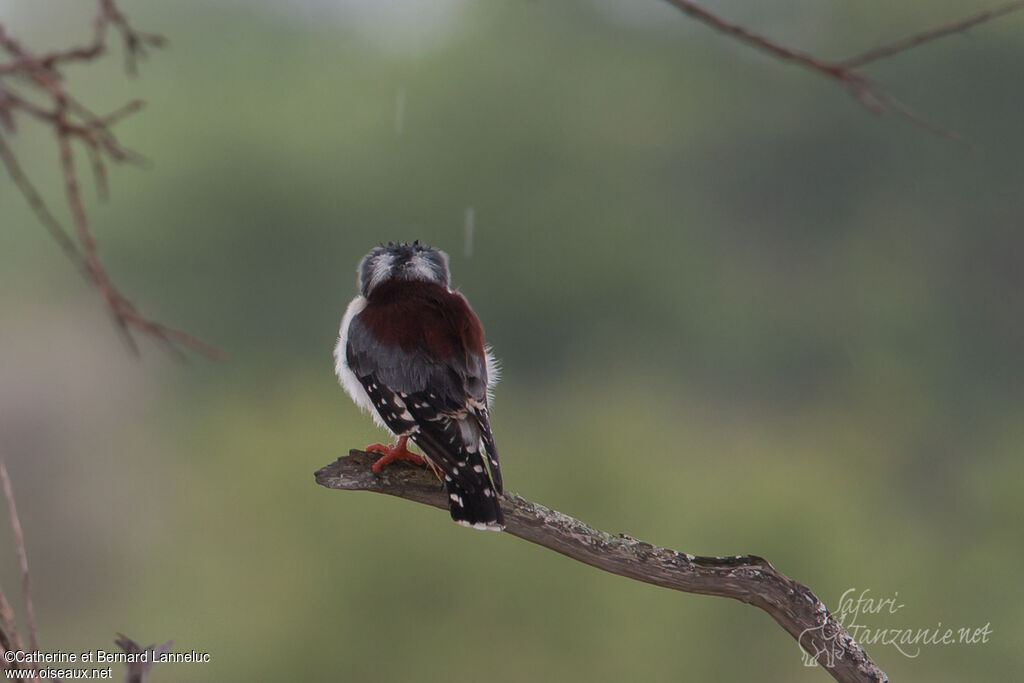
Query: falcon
334,241,504,530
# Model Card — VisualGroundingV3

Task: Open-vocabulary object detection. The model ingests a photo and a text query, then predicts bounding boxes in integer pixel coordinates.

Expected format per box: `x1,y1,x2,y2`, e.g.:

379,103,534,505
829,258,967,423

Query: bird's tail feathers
412,430,504,530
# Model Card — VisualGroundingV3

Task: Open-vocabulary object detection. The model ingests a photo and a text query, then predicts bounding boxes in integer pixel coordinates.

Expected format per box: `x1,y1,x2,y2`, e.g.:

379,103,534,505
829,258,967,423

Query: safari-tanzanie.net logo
798,588,992,668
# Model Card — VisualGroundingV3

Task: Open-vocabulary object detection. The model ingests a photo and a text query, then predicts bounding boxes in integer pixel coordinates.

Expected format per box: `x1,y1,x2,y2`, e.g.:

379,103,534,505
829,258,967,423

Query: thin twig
842,0,1024,68
0,130,87,273
661,0,1022,139
316,451,889,683
663,0,847,72
0,454,38,655
99,0,167,76
0,581,24,654
0,453,167,683
0,3,221,359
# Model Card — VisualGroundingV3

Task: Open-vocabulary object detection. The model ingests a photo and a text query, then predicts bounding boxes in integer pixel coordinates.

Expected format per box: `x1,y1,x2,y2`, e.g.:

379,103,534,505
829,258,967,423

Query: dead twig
0,453,37,681
842,0,1024,68
316,450,889,683
662,0,1024,139
0,2,220,360
0,131,86,273
0,450,168,683
0,455,37,656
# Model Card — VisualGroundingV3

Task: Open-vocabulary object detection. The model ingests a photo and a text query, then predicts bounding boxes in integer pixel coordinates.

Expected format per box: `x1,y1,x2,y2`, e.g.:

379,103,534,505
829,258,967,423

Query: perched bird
334,242,504,530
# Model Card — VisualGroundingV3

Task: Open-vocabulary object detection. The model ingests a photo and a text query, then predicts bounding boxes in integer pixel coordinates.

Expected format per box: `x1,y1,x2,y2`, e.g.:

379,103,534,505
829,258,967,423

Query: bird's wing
346,286,503,499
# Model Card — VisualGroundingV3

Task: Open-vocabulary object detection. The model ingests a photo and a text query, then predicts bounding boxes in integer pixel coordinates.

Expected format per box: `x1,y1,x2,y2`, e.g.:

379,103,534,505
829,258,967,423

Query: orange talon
366,435,426,473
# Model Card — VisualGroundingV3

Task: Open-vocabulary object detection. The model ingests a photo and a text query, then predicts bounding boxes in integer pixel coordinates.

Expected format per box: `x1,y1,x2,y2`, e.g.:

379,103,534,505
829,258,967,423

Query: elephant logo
798,623,843,668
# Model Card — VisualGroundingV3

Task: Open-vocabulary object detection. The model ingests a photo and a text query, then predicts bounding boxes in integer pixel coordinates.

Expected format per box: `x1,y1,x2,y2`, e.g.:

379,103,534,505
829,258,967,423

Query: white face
357,242,450,296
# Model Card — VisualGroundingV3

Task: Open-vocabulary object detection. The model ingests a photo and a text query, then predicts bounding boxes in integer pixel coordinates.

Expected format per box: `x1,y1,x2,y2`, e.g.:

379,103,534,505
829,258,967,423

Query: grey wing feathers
345,314,503,525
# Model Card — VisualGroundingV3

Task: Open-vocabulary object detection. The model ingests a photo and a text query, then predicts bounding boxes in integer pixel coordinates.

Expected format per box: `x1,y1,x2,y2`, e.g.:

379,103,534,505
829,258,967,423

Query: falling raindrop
464,206,475,258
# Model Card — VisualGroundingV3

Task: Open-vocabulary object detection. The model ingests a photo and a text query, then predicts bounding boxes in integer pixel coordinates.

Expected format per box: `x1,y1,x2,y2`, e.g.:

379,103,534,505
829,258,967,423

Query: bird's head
357,241,451,297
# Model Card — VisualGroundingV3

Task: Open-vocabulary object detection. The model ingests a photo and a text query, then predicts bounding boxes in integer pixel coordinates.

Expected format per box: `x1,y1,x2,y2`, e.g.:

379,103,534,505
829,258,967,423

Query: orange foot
366,436,426,474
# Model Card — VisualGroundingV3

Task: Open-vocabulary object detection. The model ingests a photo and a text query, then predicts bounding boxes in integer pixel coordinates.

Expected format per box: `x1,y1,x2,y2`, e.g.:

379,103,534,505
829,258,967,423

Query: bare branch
0,451,170,682
0,455,37,655
664,0,846,73
0,0,163,76
0,130,87,272
53,126,220,360
662,0,1023,139
0,453,38,682
98,0,168,76
0,582,24,655
842,0,1024,68
0,3,220,360
316,451,890,683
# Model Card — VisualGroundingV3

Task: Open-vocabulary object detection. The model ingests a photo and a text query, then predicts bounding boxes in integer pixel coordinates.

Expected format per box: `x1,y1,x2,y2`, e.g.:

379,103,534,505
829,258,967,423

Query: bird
334,241,504,530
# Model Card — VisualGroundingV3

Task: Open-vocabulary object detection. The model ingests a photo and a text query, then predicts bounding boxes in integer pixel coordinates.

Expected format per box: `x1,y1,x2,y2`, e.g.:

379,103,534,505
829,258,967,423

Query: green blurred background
1,1,1022,680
